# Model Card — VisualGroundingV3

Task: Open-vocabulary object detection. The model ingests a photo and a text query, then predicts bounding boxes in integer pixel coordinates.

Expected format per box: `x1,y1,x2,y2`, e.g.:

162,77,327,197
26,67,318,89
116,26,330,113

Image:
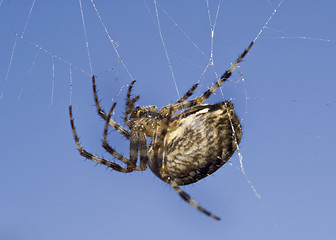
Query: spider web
0,1,336,239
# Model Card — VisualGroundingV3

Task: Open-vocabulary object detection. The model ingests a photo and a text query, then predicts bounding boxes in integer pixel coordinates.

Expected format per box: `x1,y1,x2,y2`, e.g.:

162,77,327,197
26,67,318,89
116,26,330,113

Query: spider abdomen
149,101,242,186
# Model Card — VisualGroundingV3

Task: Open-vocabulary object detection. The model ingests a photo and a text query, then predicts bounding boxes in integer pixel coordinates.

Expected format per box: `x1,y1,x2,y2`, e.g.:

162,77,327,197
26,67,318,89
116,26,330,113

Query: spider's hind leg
159,83,199,117
176,83,199,104
168,41,254,113
167,178,221,221
92,75,131,139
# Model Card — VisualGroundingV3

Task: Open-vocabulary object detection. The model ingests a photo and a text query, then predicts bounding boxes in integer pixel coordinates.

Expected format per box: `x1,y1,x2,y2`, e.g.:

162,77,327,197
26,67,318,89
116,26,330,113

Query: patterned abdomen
149,101,242,186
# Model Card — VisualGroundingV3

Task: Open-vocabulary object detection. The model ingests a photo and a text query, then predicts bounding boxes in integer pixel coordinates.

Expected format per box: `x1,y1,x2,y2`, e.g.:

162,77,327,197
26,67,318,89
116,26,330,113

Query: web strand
69,65,73,105
153,0,180,98
254,0,284,43
0,37,17,101
265,26,336,43
17,49,40,100
49,56,55,107
0,0,36,101
227,0,284,200
0,25,90,76
90,0,134,81
157,3,208,61
79,0,93,75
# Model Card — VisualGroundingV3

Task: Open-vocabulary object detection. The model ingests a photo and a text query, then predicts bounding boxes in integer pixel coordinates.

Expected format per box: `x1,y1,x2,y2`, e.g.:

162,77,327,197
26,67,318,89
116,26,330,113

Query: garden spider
69,41,253,221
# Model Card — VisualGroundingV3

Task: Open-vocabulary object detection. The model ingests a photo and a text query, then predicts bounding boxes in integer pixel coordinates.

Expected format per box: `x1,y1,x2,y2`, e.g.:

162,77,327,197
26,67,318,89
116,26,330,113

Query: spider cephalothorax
69,41,253,220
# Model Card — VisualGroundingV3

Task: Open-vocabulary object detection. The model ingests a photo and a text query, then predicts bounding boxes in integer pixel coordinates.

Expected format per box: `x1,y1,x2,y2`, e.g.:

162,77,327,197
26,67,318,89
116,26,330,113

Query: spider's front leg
69,105,134,173
129,130,148,170
92,75,131,139
103,104,148,171
124,80,139,123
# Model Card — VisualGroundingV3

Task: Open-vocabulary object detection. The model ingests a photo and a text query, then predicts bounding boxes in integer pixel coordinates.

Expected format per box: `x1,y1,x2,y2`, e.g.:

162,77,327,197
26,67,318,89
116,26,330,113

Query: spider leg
102,103,137,169
167,179,220,221
137,131,148,170
69,105,134,173
128,130,148,170
159,84,199,117
92,75,131,139
164,41,254,114
129,130,140,166
124,80,139,123
176,83,199,104
103,103,148,171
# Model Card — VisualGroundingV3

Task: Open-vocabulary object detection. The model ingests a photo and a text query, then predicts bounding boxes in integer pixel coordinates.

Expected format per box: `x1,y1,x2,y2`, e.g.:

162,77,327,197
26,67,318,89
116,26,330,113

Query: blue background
1,1,335,239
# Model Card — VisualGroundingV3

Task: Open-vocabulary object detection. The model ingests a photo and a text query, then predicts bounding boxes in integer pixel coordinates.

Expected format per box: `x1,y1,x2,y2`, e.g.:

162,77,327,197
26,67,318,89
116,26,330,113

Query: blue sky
0,1,335,239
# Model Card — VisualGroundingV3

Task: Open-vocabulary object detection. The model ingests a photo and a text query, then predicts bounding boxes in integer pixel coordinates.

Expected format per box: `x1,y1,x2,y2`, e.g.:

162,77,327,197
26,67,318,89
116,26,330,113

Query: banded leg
137,131,148,170
176,83,199,104
167,179,220,221
159,83,198,117
103,103,148,171
92,75,131,139
161,41,254,116
102,103,137,170
69,105,134,173
124,80,139,123
128,130,148,170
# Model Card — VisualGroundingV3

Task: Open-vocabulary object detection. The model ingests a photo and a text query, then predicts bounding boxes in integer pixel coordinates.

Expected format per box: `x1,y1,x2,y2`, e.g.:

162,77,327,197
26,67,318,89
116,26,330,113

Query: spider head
129,105,160,119
128,105,164,137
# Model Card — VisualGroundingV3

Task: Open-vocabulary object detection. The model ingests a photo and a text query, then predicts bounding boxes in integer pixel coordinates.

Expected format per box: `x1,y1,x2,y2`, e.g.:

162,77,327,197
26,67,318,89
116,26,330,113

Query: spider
69,41,253,221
